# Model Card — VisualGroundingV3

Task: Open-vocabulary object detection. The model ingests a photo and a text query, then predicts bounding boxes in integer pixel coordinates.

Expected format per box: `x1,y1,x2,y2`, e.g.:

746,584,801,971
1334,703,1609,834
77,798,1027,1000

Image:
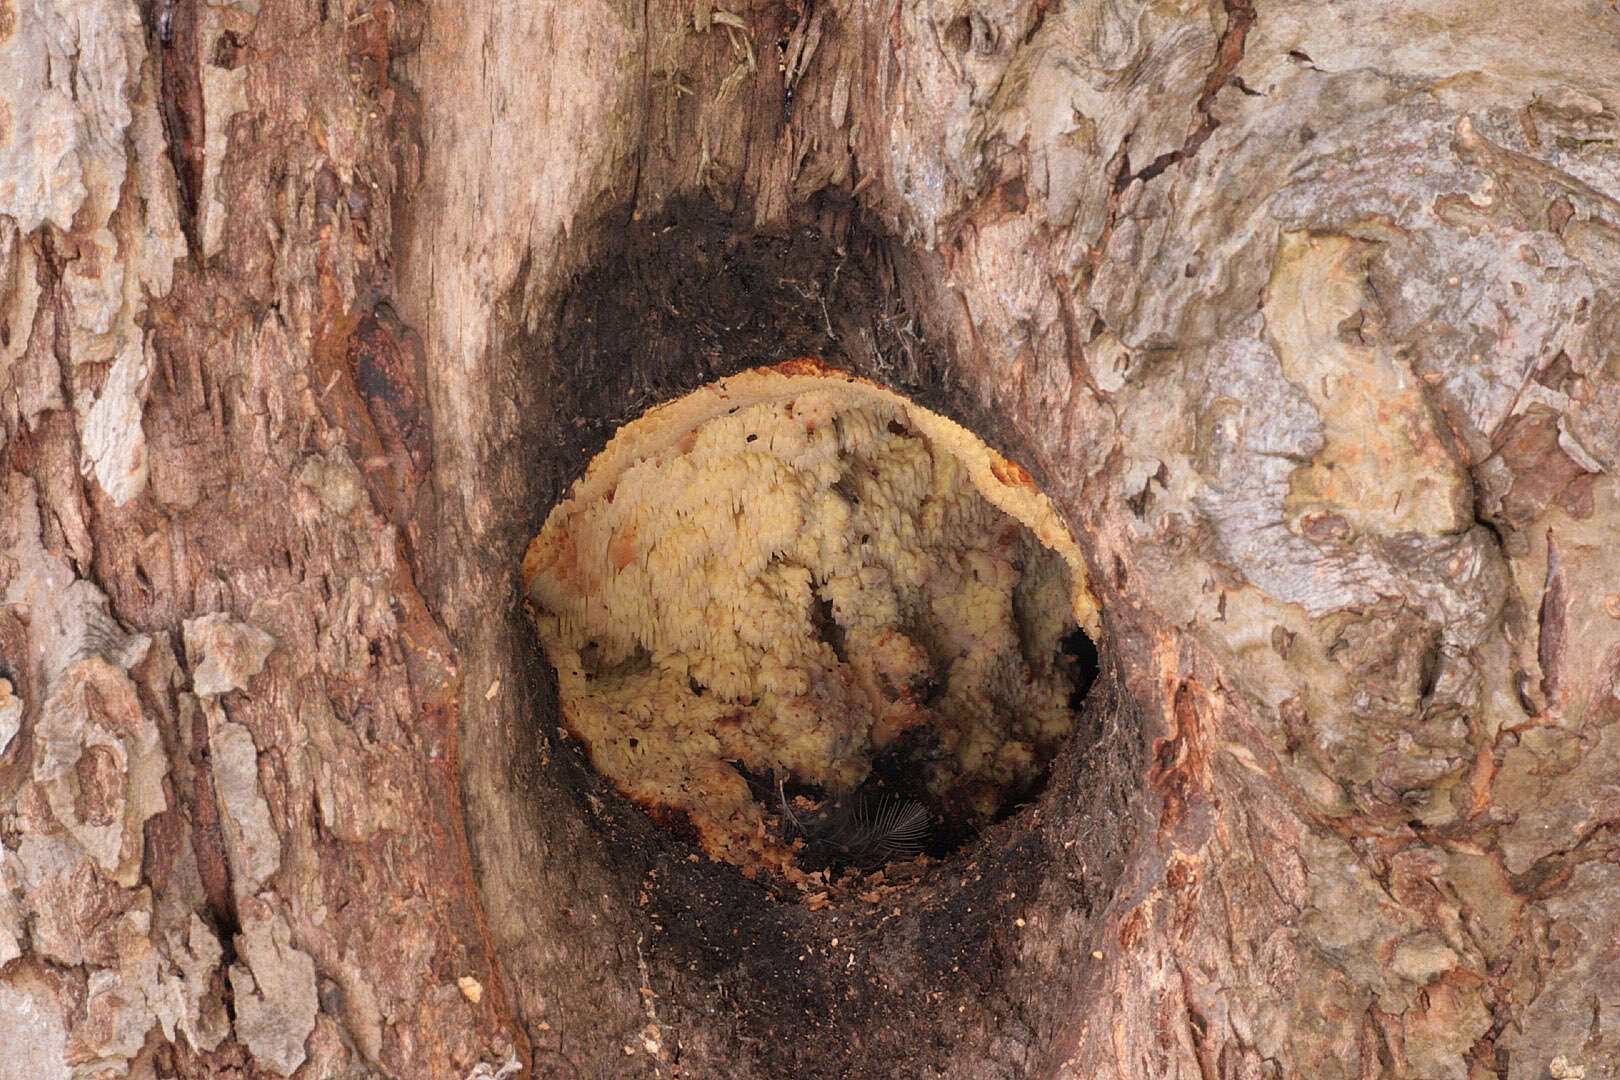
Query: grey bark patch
32,656,167,886
229,900,318,1077
206,709,282,896
184,612,276,697
0,966,71,1080
154,913,228,1053
0,676,19,755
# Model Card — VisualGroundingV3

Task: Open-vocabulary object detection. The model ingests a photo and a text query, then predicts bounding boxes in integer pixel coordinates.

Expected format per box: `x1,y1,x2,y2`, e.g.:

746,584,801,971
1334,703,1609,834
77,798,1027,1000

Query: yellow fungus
524,361,1099,875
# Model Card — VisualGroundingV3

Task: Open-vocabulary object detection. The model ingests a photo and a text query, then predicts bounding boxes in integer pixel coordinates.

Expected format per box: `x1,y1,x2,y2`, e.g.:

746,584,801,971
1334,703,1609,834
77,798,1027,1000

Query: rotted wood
1,0,1618,1078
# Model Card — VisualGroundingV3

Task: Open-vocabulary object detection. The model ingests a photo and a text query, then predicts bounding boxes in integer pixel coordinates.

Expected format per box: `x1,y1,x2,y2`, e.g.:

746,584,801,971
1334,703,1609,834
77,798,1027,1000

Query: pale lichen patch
525,363,1098,876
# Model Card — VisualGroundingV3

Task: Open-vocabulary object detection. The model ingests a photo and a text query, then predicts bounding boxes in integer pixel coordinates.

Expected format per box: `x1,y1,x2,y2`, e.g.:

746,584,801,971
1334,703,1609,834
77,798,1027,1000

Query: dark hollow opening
492,194,1137,1078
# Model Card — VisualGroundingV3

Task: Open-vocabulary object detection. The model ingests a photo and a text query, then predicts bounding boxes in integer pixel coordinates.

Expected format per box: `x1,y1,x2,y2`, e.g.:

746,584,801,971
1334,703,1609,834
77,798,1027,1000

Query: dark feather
778,779,931,866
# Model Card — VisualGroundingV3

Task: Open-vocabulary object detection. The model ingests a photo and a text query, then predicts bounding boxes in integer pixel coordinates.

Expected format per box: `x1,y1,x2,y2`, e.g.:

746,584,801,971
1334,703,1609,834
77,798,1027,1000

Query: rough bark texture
2,0,1619,1079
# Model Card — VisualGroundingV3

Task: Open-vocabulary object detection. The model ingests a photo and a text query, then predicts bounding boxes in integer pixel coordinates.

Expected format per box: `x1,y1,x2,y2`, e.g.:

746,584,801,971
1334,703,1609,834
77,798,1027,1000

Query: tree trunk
3,0,1618,1077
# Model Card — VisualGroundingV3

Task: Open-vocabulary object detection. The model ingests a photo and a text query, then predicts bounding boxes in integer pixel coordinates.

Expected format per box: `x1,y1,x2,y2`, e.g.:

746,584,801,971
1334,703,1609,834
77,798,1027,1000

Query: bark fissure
1121,0,1257,189
152,0,204,256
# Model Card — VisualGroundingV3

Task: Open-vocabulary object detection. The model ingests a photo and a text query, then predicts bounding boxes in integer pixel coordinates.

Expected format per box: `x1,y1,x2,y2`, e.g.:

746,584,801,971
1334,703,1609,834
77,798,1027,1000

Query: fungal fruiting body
523,360,1099,877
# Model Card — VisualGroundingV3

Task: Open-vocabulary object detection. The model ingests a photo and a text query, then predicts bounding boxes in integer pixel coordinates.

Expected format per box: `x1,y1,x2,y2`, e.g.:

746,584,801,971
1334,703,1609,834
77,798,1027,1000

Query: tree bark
3,1,1618,1078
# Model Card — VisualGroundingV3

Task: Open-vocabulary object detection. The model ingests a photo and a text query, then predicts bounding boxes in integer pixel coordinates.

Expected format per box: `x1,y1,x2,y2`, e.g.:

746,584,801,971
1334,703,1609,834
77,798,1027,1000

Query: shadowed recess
523,360,1101,883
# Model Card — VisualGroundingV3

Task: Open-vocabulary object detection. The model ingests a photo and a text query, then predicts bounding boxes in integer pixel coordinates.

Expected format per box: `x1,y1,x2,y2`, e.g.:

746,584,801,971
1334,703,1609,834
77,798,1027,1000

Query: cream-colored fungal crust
524,361,1100,873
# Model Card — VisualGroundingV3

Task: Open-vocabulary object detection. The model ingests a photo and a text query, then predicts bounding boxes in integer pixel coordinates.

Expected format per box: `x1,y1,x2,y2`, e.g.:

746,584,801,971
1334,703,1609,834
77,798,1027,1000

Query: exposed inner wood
524,362,1095,879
